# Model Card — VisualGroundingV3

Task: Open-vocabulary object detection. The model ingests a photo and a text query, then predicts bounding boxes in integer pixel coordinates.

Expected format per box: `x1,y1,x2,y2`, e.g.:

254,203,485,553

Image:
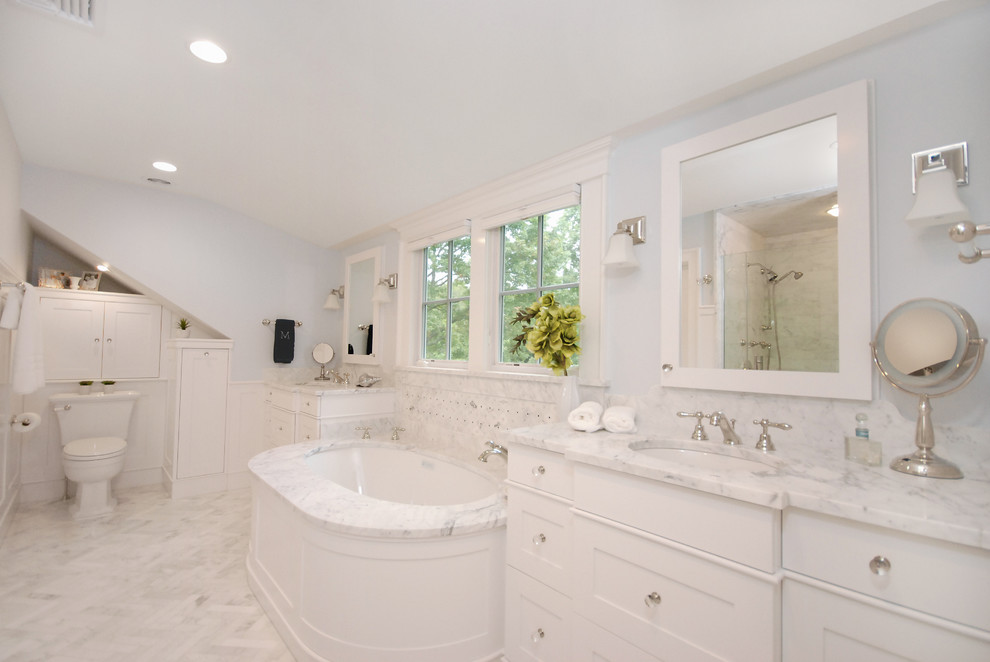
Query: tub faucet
478,440,507,463
355,426,372,440
709,411,741,445
391,426,405,441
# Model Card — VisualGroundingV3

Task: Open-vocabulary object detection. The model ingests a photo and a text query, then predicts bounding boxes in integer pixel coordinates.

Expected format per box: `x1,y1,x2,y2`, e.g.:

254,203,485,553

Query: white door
40,298,104,380
102,302,162,378
176,348,228,478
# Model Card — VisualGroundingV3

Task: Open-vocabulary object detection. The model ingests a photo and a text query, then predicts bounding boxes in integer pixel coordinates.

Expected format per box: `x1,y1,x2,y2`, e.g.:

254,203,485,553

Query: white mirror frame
343,247,382,365
660,80,873,400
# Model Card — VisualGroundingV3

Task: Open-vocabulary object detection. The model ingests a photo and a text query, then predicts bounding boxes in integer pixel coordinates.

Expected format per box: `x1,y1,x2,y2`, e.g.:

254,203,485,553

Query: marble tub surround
248,439,506,539
499,388,990,550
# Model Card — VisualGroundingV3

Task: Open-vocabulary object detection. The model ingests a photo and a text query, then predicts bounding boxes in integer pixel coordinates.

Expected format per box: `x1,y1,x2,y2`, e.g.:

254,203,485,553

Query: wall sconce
323,286,344,310
371,273,398,304
906,142,987,264
603,216,646,269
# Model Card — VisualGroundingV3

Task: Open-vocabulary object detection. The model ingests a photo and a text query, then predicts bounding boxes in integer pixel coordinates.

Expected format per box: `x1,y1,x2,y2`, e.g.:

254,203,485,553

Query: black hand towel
273,319,295,363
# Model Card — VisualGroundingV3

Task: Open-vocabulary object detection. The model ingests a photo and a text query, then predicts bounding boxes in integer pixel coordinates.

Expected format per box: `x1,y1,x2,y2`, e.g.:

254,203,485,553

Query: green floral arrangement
509,293,584,376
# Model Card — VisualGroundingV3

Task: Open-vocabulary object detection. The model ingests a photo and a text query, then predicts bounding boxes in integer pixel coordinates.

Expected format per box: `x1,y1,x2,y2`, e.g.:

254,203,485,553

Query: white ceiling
0,0,970,249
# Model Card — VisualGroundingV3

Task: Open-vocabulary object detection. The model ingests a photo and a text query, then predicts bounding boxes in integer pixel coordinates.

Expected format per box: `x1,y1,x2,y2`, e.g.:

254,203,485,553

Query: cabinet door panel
783,580,990,662
102,302,162,378
40,298,104,380
176,349,228,478
505,567,570,662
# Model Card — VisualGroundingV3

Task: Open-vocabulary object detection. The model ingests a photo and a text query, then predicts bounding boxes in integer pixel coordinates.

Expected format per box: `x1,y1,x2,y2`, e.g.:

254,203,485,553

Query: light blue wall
604,5,990,429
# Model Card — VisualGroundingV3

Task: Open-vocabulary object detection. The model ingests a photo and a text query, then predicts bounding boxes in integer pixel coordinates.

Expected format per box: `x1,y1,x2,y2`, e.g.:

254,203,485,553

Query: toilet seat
63,436,127,460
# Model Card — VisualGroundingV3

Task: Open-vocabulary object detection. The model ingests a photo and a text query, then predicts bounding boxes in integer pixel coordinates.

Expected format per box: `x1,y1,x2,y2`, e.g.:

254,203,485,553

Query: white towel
602,406,637,434
568,401,603,432
0,286,22,329
11,284,46,395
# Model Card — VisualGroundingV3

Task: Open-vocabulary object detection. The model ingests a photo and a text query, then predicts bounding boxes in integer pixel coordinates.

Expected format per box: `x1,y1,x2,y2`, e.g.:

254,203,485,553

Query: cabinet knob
644,591,662,607
869,555,891,576
531,465,546,477
203,352,209,357
530,628,545,643
94,338,100,343
106,338,112,343
532,533,546,546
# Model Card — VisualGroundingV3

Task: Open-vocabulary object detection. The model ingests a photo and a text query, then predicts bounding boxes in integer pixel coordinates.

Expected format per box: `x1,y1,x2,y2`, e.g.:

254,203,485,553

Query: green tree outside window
423,236,470,361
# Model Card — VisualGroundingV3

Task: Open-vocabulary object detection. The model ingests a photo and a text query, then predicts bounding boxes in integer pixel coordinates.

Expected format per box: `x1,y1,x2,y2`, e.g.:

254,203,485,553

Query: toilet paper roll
10,412,40,433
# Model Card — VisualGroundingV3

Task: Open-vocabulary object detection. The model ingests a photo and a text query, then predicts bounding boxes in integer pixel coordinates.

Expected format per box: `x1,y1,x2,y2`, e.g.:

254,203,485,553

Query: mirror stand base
889,449,963,480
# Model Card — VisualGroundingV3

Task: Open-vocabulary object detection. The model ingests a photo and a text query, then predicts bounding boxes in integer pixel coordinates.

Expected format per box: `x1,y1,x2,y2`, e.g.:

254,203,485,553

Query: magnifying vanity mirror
343,247,382,365
660,80,873,399
312,342,335,380
872,298,986,479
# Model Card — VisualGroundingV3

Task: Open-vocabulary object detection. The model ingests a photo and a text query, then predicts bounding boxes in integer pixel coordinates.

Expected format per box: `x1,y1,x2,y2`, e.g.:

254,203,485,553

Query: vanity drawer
508,445,573,499
267,387,296,411
298,393,321,417
267,406,295,447
507,484,573,594
783,509,990,632
571,614,660,662
574,464,779,572
573,515,779,661
295,415,319,443
505,566,571,662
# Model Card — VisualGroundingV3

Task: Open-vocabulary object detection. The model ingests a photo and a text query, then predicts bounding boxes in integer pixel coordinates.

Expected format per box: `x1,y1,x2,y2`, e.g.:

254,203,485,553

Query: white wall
605,5,990,429
19,166,345,382
0,98,29,279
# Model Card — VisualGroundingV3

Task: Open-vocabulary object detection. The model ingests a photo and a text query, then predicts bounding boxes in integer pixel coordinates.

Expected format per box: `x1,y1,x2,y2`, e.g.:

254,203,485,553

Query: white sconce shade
603,217,646,269
905,167,970,228
371,273,398,304
323,286,344,310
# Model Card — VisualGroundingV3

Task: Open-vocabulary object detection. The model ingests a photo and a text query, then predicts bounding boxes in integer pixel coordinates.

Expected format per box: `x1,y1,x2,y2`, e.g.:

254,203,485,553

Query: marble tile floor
0,485,294,661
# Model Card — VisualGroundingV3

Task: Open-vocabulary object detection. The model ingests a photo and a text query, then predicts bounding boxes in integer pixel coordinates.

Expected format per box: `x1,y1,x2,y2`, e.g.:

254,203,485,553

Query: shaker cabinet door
101,302,162,378
41,297,105,380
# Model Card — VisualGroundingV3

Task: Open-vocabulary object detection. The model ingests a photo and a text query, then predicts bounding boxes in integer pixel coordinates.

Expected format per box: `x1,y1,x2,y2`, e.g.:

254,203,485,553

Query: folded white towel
602,405,637,434
568,401,604,432
12,284,46,395
0,286,22,329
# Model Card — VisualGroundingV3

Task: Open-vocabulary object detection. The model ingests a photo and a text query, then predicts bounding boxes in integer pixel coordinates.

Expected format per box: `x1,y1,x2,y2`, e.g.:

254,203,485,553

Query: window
499,205,580,366
422,236,471,361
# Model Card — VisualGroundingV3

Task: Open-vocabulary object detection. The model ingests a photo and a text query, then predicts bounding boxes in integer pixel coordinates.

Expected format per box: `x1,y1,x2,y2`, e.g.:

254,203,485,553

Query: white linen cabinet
40,290,162,380
163,339,232,498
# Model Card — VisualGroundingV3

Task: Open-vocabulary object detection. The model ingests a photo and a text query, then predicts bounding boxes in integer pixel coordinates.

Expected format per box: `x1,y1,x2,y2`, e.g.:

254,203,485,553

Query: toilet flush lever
54,404,71,412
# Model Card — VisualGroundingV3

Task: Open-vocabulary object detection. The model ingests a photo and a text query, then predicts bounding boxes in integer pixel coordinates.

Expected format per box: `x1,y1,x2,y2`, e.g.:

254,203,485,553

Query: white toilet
50,391,139,519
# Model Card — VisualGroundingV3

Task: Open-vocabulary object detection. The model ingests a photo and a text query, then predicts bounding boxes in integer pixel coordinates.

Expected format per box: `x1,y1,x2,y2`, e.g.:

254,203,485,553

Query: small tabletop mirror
872,298,986,479
312,342,335,381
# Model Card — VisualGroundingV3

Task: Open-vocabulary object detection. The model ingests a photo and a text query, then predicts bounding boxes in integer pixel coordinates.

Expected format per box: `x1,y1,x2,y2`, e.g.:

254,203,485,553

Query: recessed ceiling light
96,264,110,272
153,161,177,172
190,40,227,64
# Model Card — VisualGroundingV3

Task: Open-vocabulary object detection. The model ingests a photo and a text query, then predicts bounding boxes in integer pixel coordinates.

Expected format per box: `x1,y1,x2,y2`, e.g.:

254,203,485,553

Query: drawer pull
644,591,662,607
869,555,891,576
532,465,546,477
530,628,545,643
532,533,546,546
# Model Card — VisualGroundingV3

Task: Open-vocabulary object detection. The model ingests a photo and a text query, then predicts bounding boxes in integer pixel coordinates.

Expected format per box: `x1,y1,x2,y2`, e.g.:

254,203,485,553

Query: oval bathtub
247,441,506,662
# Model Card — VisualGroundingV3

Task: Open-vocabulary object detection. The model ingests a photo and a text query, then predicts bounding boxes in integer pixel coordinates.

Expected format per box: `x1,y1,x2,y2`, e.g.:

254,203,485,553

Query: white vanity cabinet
40,291,163,380
263,384,395,448
504,445,574,662
163,339,232,498
782,509,990,661
571,465,781,662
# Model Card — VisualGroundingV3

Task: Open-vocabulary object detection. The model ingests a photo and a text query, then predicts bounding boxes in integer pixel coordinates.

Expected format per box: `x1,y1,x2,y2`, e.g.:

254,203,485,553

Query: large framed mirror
343,247,382,365
660,80,873,399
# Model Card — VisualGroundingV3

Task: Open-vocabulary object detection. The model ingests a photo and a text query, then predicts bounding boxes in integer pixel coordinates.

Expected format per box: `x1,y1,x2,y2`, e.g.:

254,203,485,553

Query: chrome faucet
753,418,792,452
478,440,507,463
677,411,710,440
391,426,405,441
355,426,372,440
329,369,350,384
709,411,741,445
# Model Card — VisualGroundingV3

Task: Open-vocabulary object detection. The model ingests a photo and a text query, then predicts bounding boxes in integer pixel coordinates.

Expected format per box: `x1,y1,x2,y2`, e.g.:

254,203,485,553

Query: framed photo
79,271,102,291
39,268,68,289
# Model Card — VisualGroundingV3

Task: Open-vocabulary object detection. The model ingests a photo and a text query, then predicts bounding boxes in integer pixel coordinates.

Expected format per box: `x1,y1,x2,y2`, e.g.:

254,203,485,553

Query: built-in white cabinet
40,291,162,380
782,509,990,660
263,383,395,448
163,339,232,498
505,445,574,662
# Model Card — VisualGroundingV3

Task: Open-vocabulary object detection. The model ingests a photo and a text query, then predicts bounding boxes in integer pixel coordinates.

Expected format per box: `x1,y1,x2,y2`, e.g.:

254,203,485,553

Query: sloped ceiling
0,0,976,248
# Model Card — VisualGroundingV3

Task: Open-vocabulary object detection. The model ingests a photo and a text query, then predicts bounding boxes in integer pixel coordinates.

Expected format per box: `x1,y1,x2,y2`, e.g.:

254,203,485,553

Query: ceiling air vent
16,0,95,27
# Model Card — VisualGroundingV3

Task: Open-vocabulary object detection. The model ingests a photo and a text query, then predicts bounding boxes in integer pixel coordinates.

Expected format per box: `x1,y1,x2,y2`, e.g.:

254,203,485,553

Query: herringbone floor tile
0,486,293,661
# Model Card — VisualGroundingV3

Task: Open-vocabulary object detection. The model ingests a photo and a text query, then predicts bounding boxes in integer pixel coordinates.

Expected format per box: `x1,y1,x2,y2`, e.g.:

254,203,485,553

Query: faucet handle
391,426,405,440
677,411,710,440
752,418,791,452
355,426,372,440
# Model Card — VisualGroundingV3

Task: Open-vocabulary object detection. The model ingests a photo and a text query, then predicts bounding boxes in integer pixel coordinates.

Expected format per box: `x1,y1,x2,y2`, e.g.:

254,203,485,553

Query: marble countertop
267,381,396,395
248,440,505,539
499,423,990,550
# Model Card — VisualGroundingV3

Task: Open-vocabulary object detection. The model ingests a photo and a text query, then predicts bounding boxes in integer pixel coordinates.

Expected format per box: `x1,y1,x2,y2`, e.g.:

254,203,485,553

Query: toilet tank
50,391,139,444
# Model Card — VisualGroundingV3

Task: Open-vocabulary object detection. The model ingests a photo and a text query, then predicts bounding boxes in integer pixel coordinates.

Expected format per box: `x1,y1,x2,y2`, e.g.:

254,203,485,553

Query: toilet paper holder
9,412,40,431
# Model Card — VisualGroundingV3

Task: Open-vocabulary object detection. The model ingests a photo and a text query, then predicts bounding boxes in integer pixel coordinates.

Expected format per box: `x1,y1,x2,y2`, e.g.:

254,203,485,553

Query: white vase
102,384,115,394
556,375,581,422
78,384,91,395
177,328,191,338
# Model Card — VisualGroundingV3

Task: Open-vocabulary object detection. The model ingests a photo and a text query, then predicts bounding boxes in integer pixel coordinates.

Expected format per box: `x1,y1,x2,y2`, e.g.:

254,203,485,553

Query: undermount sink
629,442,781,474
